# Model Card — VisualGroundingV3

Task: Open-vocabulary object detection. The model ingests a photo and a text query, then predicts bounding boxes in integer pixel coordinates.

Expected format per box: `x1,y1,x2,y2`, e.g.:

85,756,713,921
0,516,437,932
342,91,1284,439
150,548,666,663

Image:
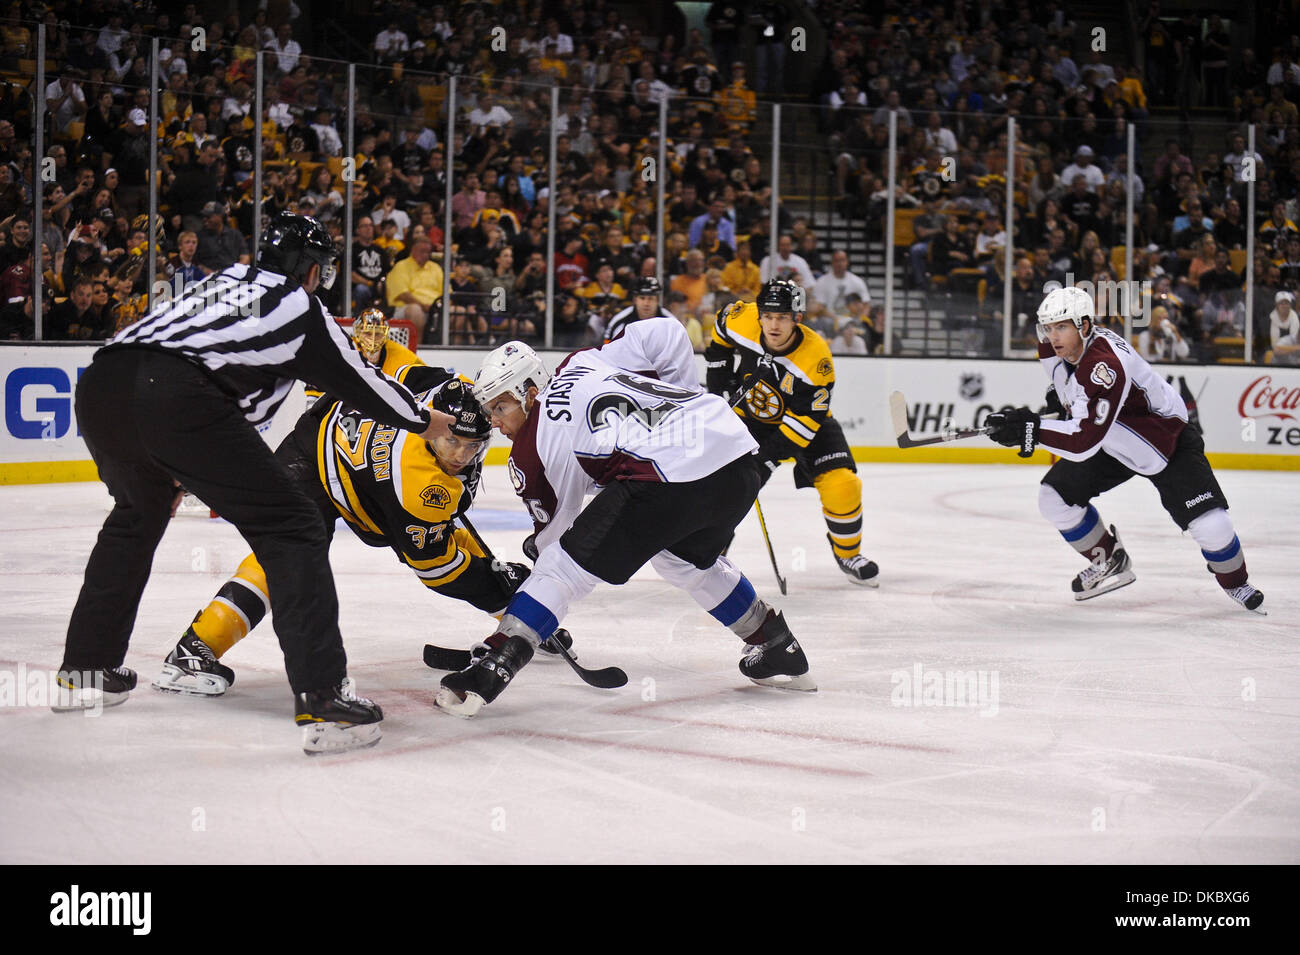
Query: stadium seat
893,208,921,247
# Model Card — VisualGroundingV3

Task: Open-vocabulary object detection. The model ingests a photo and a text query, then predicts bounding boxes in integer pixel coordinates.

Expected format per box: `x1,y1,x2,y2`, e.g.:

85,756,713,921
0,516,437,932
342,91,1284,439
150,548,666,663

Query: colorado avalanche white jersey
507,317,759,550
1037,326,1188,475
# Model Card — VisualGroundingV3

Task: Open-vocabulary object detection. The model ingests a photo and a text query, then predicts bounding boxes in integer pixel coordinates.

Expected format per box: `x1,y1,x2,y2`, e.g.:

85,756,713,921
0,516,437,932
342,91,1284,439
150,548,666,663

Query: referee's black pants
62,348,347,695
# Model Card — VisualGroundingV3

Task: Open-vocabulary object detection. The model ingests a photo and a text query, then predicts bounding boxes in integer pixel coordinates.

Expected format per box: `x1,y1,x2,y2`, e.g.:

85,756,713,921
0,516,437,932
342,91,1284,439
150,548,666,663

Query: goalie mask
426,379,491,476
352,308,390,364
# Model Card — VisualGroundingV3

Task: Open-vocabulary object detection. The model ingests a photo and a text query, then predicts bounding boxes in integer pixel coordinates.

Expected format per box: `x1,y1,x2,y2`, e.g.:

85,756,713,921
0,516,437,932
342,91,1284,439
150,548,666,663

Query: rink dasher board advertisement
2,344,1296,483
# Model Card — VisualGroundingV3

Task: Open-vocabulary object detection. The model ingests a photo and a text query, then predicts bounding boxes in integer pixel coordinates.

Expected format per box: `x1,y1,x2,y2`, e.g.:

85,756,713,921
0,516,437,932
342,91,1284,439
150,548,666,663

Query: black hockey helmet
633,276,663,298
432,379,492,442
426,379,491,475
756,279,804,315
257,212,340,289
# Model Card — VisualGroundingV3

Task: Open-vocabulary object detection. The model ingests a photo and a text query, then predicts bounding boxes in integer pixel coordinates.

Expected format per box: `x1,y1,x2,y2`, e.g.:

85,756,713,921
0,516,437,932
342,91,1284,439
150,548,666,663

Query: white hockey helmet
474,341,551,409
1035,285,1096,343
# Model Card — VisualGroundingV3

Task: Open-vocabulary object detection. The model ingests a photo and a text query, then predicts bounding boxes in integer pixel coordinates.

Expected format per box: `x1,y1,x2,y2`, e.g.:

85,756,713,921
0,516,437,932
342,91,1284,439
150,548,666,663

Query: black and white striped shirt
602,305,679,344
108,264,428,431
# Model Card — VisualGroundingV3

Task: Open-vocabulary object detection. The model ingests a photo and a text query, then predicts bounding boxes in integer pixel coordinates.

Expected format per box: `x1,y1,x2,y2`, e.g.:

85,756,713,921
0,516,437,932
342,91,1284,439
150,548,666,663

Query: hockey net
337,318,420,350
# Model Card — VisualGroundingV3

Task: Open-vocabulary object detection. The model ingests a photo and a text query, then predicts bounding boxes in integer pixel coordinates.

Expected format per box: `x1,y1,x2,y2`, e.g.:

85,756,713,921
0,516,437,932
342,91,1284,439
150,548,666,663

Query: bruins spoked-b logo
744,379,785,422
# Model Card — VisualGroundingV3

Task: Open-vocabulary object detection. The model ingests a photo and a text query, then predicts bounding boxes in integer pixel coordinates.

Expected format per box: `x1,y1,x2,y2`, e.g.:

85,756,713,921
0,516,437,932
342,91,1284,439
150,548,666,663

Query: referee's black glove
985,407,1040,458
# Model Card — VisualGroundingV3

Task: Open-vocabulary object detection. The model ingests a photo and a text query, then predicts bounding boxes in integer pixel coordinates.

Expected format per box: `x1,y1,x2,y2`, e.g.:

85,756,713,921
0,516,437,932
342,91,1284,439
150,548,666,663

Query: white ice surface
1,462,1297,864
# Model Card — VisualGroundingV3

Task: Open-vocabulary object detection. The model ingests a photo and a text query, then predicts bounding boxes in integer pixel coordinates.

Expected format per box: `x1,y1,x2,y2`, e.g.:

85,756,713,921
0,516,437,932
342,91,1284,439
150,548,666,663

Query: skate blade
50,687,129,712
846,574,880,588
152,663,229,697
434,686,485,718
300,720,382,755
748,672,818,692
1073,570,1136,601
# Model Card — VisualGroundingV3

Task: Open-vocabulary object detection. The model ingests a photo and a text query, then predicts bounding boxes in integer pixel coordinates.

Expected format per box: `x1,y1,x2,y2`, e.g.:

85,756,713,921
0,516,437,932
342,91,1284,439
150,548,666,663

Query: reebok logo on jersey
1089,361,1117,389
1184,491,1213,508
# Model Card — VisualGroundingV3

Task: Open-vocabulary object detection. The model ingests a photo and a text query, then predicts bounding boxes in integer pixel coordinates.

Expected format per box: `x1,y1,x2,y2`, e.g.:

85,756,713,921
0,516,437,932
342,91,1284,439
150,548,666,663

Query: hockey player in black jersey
602,276,679,343
153,374,545,717
705,280,879,585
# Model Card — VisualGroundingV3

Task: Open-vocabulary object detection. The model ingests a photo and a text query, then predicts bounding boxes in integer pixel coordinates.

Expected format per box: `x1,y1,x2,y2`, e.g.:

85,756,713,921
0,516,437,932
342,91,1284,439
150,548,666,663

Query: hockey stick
753,497,787,595
428,513,628,689
889,391,1059,448
889,390,993,447
724,374,790,594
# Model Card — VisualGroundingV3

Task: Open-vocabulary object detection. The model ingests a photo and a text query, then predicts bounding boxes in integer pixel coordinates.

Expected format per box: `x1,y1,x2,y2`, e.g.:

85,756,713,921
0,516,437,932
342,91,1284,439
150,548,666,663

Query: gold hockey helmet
352,308,390,364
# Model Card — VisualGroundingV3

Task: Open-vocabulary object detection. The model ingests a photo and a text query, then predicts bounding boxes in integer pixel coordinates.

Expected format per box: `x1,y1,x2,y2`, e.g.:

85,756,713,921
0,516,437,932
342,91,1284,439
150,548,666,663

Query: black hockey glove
522,533,539,562
1042,385,1065,418
490,559,531,598
985,407,1040,458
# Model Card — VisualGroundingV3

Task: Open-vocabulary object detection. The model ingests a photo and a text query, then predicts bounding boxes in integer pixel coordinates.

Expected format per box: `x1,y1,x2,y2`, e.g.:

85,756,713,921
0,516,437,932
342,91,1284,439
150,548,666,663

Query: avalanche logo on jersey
745,379,785,422
508,458,527,493
420,485,451,509
1090,362,1117,389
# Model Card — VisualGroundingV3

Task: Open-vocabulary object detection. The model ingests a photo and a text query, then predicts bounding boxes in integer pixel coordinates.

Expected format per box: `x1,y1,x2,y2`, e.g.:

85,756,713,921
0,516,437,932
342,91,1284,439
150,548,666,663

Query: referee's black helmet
258,212,340,289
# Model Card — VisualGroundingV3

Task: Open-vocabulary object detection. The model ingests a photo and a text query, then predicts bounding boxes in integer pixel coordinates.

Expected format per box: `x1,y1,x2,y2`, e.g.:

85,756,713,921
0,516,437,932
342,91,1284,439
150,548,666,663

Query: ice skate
153,627,236,696
739,610,817,691
1072,526,1135,600
295,677,382,755
51,666,137,711
1224,583,1266,615
829,535,879,587
436,634,534,718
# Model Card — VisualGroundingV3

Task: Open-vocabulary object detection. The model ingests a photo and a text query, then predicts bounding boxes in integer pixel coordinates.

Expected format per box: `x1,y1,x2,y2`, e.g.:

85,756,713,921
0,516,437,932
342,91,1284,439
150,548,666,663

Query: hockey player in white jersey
984,286,1265,613
434,317,815,717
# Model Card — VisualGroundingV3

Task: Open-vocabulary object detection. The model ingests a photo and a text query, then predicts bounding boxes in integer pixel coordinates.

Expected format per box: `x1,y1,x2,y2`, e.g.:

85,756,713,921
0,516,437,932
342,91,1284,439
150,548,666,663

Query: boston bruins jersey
310,366,512,614
704,301,836,458
305,337,424,405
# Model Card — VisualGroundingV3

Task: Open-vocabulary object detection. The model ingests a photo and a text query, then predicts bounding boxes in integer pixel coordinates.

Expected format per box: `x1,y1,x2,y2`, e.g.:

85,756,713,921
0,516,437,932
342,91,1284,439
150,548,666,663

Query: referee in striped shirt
56,213,454,754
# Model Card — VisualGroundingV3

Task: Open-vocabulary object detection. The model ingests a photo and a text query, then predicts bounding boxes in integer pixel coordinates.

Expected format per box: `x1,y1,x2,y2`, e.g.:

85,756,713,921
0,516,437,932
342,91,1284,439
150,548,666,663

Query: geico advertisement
1,346,303,464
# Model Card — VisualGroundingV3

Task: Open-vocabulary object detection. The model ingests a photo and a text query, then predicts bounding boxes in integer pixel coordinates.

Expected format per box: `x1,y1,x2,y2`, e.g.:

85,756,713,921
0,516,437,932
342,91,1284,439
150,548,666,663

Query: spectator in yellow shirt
716,62,758,133
1114,64,1148,111
577,262,627,312
374,218,406,257
386,236,443,339
670,249,708,313
721,239,762,301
